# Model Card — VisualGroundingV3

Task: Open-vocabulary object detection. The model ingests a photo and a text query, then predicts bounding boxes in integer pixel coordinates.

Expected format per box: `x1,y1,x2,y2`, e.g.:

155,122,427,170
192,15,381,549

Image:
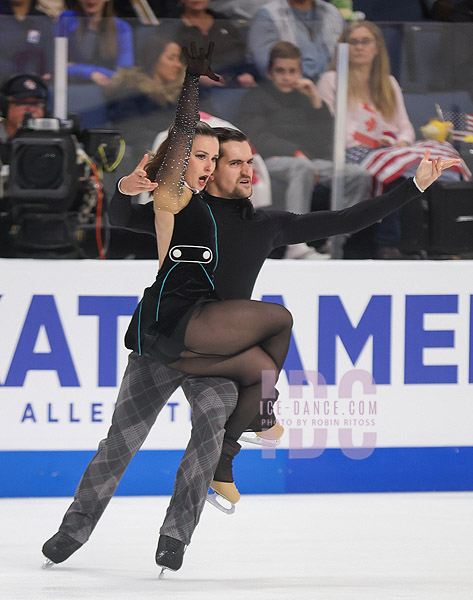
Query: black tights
169,299,293,441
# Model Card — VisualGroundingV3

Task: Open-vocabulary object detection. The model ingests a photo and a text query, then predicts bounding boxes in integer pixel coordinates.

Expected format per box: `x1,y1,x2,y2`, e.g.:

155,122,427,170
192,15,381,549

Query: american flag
440,109,473,142
346,140,471,196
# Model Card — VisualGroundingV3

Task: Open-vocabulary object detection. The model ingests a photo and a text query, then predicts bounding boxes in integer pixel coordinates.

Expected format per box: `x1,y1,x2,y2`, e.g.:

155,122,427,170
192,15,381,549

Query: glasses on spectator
348,38,376,48
9,99,46,109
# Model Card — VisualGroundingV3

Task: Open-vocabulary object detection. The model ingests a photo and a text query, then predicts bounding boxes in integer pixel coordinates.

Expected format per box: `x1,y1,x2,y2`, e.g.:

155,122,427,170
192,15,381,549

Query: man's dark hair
268,41,302,70
212,127,249,159
212,127,249,146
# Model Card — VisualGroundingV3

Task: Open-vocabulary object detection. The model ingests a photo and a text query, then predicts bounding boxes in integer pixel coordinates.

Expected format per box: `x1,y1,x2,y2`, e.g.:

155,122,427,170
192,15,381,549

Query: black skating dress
125,72,219,363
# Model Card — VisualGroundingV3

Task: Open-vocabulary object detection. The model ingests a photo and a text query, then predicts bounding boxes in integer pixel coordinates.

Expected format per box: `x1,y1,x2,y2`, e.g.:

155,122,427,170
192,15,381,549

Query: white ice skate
239,422,284,446
206,488,236,515
206,440,240,514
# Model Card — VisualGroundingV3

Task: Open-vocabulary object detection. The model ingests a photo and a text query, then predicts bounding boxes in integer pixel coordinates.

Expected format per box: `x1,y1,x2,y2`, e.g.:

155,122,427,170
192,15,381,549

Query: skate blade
239,432,281,446
158,567,167,579
42,557,55,569
206,490,235,515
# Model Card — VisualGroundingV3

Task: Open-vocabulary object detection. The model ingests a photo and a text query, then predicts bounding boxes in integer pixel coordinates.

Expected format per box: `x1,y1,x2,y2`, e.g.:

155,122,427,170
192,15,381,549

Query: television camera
0,115,124,258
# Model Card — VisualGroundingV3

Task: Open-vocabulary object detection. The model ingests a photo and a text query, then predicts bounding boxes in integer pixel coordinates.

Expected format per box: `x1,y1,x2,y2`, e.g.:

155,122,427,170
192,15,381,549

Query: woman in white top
317,20,415,149
317,20,420,258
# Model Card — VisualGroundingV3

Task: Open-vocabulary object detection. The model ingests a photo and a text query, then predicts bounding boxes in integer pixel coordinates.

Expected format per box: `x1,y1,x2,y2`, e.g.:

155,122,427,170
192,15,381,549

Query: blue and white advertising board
1,259,472,496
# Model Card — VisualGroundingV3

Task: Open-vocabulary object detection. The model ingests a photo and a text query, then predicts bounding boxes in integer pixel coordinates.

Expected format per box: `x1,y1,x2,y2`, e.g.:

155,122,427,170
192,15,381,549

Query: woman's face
347,26,378,67
153,42,183,83
185,135,219,191
78,0,108,17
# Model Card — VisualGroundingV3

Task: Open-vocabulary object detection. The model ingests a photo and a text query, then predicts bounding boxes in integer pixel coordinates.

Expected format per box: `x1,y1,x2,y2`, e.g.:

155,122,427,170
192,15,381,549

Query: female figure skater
125,42,292,505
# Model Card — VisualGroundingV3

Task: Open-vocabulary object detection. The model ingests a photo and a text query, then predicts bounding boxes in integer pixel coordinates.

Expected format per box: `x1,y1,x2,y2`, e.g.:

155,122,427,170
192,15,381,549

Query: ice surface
1,492,472,600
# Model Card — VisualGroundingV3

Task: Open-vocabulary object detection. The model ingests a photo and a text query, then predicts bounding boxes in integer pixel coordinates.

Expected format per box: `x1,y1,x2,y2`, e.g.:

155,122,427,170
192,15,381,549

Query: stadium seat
352,0,425,22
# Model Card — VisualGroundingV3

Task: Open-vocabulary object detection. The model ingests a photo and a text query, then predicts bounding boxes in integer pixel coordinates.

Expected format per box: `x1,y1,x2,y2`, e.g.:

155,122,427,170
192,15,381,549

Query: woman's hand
91,71,111,87
182,41,220,82
119,154,158,196
414,149,462,191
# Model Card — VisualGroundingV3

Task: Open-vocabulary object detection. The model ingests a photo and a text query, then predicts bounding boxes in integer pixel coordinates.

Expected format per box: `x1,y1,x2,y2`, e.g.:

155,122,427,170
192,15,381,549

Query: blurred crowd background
0,0,472,260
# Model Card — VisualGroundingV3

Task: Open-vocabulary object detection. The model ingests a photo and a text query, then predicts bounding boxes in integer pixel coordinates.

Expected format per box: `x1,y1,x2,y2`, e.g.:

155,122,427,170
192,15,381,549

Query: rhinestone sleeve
153,72,200,213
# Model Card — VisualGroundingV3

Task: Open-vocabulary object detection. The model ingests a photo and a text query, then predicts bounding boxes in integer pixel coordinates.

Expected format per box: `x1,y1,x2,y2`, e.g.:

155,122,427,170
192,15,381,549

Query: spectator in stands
317,20,417,258
247,0,345,83
237,41,372,260
105,35,184,171
54,0,134,87
317,21,415,151
157,0,257,91
0,0,54,81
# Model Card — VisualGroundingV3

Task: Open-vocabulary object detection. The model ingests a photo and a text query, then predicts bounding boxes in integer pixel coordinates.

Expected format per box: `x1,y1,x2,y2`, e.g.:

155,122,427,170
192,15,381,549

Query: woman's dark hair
70,0,118,60
139,34,182,77
145,121,217,182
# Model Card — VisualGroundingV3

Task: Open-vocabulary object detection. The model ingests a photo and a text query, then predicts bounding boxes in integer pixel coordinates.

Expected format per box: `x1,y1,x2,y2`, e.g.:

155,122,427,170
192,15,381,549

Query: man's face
267,57,302,93
6,96,45,133
208,141,253,199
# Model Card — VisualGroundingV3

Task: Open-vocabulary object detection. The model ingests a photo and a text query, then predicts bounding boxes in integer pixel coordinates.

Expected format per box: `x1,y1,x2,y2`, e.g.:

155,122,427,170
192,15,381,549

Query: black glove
182,41,220,82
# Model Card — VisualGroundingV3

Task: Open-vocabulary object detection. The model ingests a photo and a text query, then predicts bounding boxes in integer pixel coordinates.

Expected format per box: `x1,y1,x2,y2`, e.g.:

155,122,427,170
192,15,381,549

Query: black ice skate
42,532,83,568
155,535,186,578
207,438,241,515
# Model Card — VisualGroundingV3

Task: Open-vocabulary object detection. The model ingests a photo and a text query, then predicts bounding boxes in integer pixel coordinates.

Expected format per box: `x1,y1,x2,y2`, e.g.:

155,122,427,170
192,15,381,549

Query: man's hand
182,41,220,82
414,149,462,191
119,154,158,196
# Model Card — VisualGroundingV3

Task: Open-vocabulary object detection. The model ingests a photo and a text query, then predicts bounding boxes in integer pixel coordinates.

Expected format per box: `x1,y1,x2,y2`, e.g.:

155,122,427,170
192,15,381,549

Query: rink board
1,446,473,497
1,258,473,496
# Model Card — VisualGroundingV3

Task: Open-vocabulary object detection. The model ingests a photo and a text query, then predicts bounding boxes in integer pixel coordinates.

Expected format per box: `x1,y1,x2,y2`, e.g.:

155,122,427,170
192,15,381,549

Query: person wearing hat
0,72,49,257
0,73,48,142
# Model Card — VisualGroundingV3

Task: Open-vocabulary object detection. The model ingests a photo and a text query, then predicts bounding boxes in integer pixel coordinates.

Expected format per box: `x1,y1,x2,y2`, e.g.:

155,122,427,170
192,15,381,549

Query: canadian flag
352,104,396,149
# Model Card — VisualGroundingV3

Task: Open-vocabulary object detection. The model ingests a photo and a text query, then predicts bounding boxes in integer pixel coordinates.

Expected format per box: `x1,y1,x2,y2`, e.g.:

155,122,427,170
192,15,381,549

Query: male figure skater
42,125,458,576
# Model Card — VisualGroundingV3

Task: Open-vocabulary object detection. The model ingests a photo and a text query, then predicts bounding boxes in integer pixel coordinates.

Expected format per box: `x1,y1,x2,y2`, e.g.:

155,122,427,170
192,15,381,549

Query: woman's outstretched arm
152,42,219,216
149,43,218,264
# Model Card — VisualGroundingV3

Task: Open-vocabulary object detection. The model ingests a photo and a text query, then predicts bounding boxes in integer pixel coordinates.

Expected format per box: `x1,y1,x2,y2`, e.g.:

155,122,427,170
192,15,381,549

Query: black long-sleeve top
109,177,422,301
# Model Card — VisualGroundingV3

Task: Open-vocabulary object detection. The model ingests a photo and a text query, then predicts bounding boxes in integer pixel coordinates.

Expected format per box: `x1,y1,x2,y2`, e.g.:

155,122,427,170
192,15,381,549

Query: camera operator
0,73,48,142
0,73,48,255
1,73,125,259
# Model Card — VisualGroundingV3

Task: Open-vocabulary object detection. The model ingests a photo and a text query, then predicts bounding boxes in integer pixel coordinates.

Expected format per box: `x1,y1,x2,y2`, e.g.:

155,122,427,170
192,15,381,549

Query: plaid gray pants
58,351,237,546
